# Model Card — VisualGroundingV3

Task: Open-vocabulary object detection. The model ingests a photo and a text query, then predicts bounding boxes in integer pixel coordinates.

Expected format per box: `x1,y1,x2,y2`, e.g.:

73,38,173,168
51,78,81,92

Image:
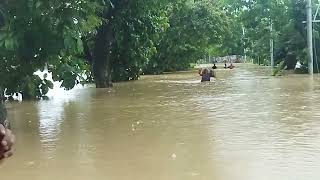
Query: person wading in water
212,63,217,69
199,68,216,82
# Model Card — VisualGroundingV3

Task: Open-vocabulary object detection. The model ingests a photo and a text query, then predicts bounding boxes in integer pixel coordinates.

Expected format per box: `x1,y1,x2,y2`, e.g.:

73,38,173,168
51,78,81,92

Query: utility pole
270,21,274,69
307,0,314,75
242,26,247,63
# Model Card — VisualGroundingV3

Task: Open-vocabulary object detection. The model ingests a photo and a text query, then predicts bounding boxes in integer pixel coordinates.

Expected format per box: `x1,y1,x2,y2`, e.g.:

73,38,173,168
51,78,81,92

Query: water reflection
37,100,63,155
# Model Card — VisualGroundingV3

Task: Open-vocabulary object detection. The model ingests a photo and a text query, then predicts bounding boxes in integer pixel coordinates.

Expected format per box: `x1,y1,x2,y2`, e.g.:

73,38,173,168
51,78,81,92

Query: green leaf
4,39,14,50
45,79,54,89
41,84,49,95
77,38,84,53
35,1,41,8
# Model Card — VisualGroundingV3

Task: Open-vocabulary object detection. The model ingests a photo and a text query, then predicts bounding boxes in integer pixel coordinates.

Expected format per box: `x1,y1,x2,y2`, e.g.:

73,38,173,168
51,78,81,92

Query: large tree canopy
219,0,314,72
144,0,229,74
0,0,230,99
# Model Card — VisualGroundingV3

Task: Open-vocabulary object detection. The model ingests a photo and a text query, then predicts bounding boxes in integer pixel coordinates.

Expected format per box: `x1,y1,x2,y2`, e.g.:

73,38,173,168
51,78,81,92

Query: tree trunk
93,21,114,88
92,0,129,88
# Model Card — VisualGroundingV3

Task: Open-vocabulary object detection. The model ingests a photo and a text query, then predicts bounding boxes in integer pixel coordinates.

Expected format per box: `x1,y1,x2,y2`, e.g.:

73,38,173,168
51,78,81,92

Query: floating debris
171,153,177,159
27,161,35,166
191,172,200,176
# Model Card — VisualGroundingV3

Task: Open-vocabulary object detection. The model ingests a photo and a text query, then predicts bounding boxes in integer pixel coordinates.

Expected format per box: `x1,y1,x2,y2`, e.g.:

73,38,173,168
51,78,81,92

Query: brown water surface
3,64,320,180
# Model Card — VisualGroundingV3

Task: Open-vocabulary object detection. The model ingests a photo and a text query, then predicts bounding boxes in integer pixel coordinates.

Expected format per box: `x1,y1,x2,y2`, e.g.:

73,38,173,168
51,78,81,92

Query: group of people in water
198,62,235,82
212,62,235,70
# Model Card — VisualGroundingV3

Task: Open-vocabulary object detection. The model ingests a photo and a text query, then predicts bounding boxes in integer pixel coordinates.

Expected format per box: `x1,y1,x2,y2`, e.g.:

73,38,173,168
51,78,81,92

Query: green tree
0,0,234,99
82,0,170,87
221,0,310,71
145,0,229,74
0,0,100,99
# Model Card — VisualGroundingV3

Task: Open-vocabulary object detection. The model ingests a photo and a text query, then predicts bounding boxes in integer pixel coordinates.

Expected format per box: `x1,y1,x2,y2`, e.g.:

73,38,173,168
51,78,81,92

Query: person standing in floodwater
199,68,216,82
212,63,217,69
228,63,235,69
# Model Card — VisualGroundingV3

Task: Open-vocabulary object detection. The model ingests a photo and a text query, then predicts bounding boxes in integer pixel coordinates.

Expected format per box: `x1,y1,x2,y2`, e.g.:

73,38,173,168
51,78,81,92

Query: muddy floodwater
3,64,320,180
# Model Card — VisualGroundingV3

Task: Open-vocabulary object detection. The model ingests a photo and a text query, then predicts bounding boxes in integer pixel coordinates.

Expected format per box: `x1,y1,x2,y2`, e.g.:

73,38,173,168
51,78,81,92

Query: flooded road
3,64,320,180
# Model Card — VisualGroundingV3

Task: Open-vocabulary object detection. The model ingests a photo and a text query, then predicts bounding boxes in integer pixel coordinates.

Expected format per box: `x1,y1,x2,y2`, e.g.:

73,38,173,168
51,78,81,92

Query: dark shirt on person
212,65,217,69
201,73,211,82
